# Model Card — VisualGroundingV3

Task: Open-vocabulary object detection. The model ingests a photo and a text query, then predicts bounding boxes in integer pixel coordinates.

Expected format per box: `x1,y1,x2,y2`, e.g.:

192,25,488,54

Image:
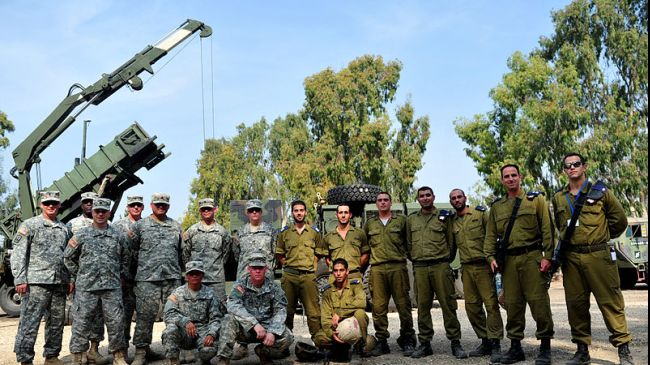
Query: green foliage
0,110,17,215
455,0,647,214
0,111,15,149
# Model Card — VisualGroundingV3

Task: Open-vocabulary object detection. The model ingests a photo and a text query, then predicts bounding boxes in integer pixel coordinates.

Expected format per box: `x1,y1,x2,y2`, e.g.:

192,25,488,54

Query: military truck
611,217,648,289
0,19,212,317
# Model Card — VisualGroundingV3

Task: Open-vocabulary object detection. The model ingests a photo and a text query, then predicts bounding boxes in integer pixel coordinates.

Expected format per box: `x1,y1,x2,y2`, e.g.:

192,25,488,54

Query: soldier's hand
332,332,345,344
490,260,498,273
254,324,267,340
185,322,198,338
16,283,28,294
68,283,75,294
262,332,275,346
204,335,215,346
331,313,340,328
539,258,552,273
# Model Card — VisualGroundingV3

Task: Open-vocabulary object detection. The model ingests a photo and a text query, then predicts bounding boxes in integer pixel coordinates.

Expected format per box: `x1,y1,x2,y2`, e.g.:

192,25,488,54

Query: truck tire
0,284,21,317
327,184,382,205
619,268,638,290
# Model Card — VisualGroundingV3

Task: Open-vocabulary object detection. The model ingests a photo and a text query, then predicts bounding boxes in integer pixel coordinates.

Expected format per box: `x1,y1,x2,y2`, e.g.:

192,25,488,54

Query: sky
0,0,572,220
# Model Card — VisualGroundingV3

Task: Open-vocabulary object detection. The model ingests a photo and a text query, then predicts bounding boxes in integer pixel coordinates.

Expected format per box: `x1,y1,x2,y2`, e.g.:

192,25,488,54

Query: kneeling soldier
162,261,224,365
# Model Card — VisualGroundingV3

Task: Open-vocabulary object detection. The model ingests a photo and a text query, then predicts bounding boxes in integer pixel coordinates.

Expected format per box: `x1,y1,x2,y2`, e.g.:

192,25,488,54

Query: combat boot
501,339,525,364
72,353,84,365
167,357,180,365
254,344,274,365
216,357,230,365
402,340,416,357
112,351,128,365
131,347,147,365
470,338,492,357
452,339,469,359
20,362,33,365
369,339,390,356
231,342,248,360
618,343,634,365
566,342,590,365
490,339,503,364
410,342,433,358
87,341,109,365
535,338,552,365
44,356,64,365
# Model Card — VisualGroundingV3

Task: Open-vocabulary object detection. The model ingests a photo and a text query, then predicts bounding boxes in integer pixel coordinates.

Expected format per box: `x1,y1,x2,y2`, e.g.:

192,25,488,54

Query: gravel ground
0,281,646,365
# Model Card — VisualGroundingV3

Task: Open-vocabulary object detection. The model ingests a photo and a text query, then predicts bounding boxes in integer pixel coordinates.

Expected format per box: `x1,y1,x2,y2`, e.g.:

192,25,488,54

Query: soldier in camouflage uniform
449,188,503,362
364,192,416,357
67,192,97,235
233,199,276,280
407,186,467,359
128,193,183,365
111,195,144,345
64,198,129,365
11,191,72,365
551,153,633,365
215,254,293,365
322,203,369,281
162,261,224,365
182,198,232,306
484,164,554,365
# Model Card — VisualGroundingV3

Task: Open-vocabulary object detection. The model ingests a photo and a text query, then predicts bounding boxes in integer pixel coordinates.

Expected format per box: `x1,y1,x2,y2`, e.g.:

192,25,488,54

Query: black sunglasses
563,161,583,169
247,208,262,213
128,203,144,208
42,201,60,207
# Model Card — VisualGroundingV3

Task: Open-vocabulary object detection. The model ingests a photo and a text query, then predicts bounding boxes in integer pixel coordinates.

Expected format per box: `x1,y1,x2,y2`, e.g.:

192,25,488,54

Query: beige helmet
336,317,361,345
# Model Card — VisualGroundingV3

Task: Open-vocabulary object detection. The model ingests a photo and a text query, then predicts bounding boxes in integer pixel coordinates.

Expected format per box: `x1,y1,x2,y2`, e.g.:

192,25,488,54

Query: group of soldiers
10,151,636,365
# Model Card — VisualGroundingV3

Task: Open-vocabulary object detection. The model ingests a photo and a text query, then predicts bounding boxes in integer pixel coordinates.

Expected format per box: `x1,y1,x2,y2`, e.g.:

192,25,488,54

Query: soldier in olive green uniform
322,204,369,281
407,186,467,359
317,258,369,362
449,188,503,362
364,192,415,356
276,200,326,342
551,153,633,365
485,164,554,365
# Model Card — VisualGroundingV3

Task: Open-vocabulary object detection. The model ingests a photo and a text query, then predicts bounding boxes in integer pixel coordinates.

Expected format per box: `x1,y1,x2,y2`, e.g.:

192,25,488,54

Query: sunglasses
128,204,144,208
42,201,60,207
563,161,583,170
247,208,262,213
154,203,170,208
200,207,213,212
187,271,203,277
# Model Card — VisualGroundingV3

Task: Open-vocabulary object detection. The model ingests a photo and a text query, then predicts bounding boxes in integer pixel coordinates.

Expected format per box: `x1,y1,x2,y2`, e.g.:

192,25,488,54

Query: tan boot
112,351,128,365
168,358,180,365
44,357,64,365
216,357,230,365
131,348,147,365
72,353,84,365
87,342,109,365
81,352,88,365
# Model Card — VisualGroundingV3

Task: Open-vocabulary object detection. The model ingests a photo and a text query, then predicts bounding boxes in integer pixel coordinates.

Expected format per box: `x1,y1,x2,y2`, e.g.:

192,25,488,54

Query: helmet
294,341,324,362
336,317,361,345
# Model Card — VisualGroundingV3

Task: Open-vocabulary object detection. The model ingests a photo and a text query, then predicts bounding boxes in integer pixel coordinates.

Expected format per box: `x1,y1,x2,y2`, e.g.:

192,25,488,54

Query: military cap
185,261,205,274
92,198,112,211
248,253,267,267
246,199,263,211
40,191,61,203
198,198,215,209
151,192,170,205
126,195,144,205
81,191,98,202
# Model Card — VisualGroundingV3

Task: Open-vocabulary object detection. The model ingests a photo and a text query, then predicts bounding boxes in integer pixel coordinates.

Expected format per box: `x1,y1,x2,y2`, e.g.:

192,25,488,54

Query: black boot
490,339,502,364
565,342,590,365
369,339,390,356
451,339,469,359
535,338,552,365
470,338,492,357
618,343,634,365
410,342,433,358
501,339,525,364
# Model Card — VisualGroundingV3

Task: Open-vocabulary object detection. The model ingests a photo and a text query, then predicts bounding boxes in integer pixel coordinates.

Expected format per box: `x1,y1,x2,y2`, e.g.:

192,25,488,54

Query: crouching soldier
316,258,370,362
216,253,293,365
162,261,224,365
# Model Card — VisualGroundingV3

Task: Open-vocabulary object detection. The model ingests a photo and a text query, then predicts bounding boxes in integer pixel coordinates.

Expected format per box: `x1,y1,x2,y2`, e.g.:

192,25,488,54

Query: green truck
611,217,648,289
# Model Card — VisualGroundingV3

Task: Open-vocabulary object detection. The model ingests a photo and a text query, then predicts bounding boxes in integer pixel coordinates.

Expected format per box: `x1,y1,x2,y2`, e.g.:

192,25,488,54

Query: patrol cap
185,261,205,274
92,198,112,211
246,199,263,211
81,191,98,202
126,195,144,205
40,191,61,203
198,198,215,209
248,253,267,268
151,193,170,205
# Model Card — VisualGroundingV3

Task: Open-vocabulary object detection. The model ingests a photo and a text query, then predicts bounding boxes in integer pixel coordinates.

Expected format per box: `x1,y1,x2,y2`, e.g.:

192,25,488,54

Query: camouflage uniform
217,274,293,359
182,221,232,305
128,215,183,348
162,282,224,361
233,222,276,279
112,217,138,342
11,214,69,363
322,226,369,280
64,223,129,354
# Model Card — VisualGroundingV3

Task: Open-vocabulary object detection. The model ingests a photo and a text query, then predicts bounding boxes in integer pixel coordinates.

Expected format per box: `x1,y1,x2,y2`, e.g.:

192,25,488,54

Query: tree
0,111,17,215
455,0,647,214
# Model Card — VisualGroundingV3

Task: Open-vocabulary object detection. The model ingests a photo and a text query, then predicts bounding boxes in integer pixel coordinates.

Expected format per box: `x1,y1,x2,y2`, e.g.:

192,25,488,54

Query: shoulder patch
490,197,502,206
475,205,486,212
586,180,607,204
322,284,332,291
168,294,178,303
311,225,320,233
235,284,245,294
67,238,78,248
438,209,454,222
17,227,29,236
350,279,361,285
526,191,544,200
280,225,289,233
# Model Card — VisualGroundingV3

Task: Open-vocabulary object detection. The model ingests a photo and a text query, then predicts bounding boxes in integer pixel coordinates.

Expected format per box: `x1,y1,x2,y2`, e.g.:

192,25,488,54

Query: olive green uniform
451,206,503,341
552,181,631,347
318,279,368,347
364,214,415,343
407,208,462,343
484,191,554,341
323,226,369,280
276,224,326,340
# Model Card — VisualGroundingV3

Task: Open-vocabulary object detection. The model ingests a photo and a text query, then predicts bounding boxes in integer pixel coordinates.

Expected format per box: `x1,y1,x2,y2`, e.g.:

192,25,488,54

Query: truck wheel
327,184,382,205
619,268,638,290
0,284,22,317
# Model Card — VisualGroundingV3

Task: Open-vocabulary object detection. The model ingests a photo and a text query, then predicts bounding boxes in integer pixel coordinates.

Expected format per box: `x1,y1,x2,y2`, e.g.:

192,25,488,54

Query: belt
565,243,609,254
283,267,314,275
413,258,450,267
372,260,406,266
462,258,487,265
506,243,541,256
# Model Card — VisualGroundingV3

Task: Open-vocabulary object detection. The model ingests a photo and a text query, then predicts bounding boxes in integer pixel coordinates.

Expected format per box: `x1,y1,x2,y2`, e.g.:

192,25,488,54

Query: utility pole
82,119,91,160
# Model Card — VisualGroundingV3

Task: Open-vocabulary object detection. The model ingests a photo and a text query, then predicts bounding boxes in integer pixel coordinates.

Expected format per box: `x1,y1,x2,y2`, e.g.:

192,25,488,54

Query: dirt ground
0,281,646,365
